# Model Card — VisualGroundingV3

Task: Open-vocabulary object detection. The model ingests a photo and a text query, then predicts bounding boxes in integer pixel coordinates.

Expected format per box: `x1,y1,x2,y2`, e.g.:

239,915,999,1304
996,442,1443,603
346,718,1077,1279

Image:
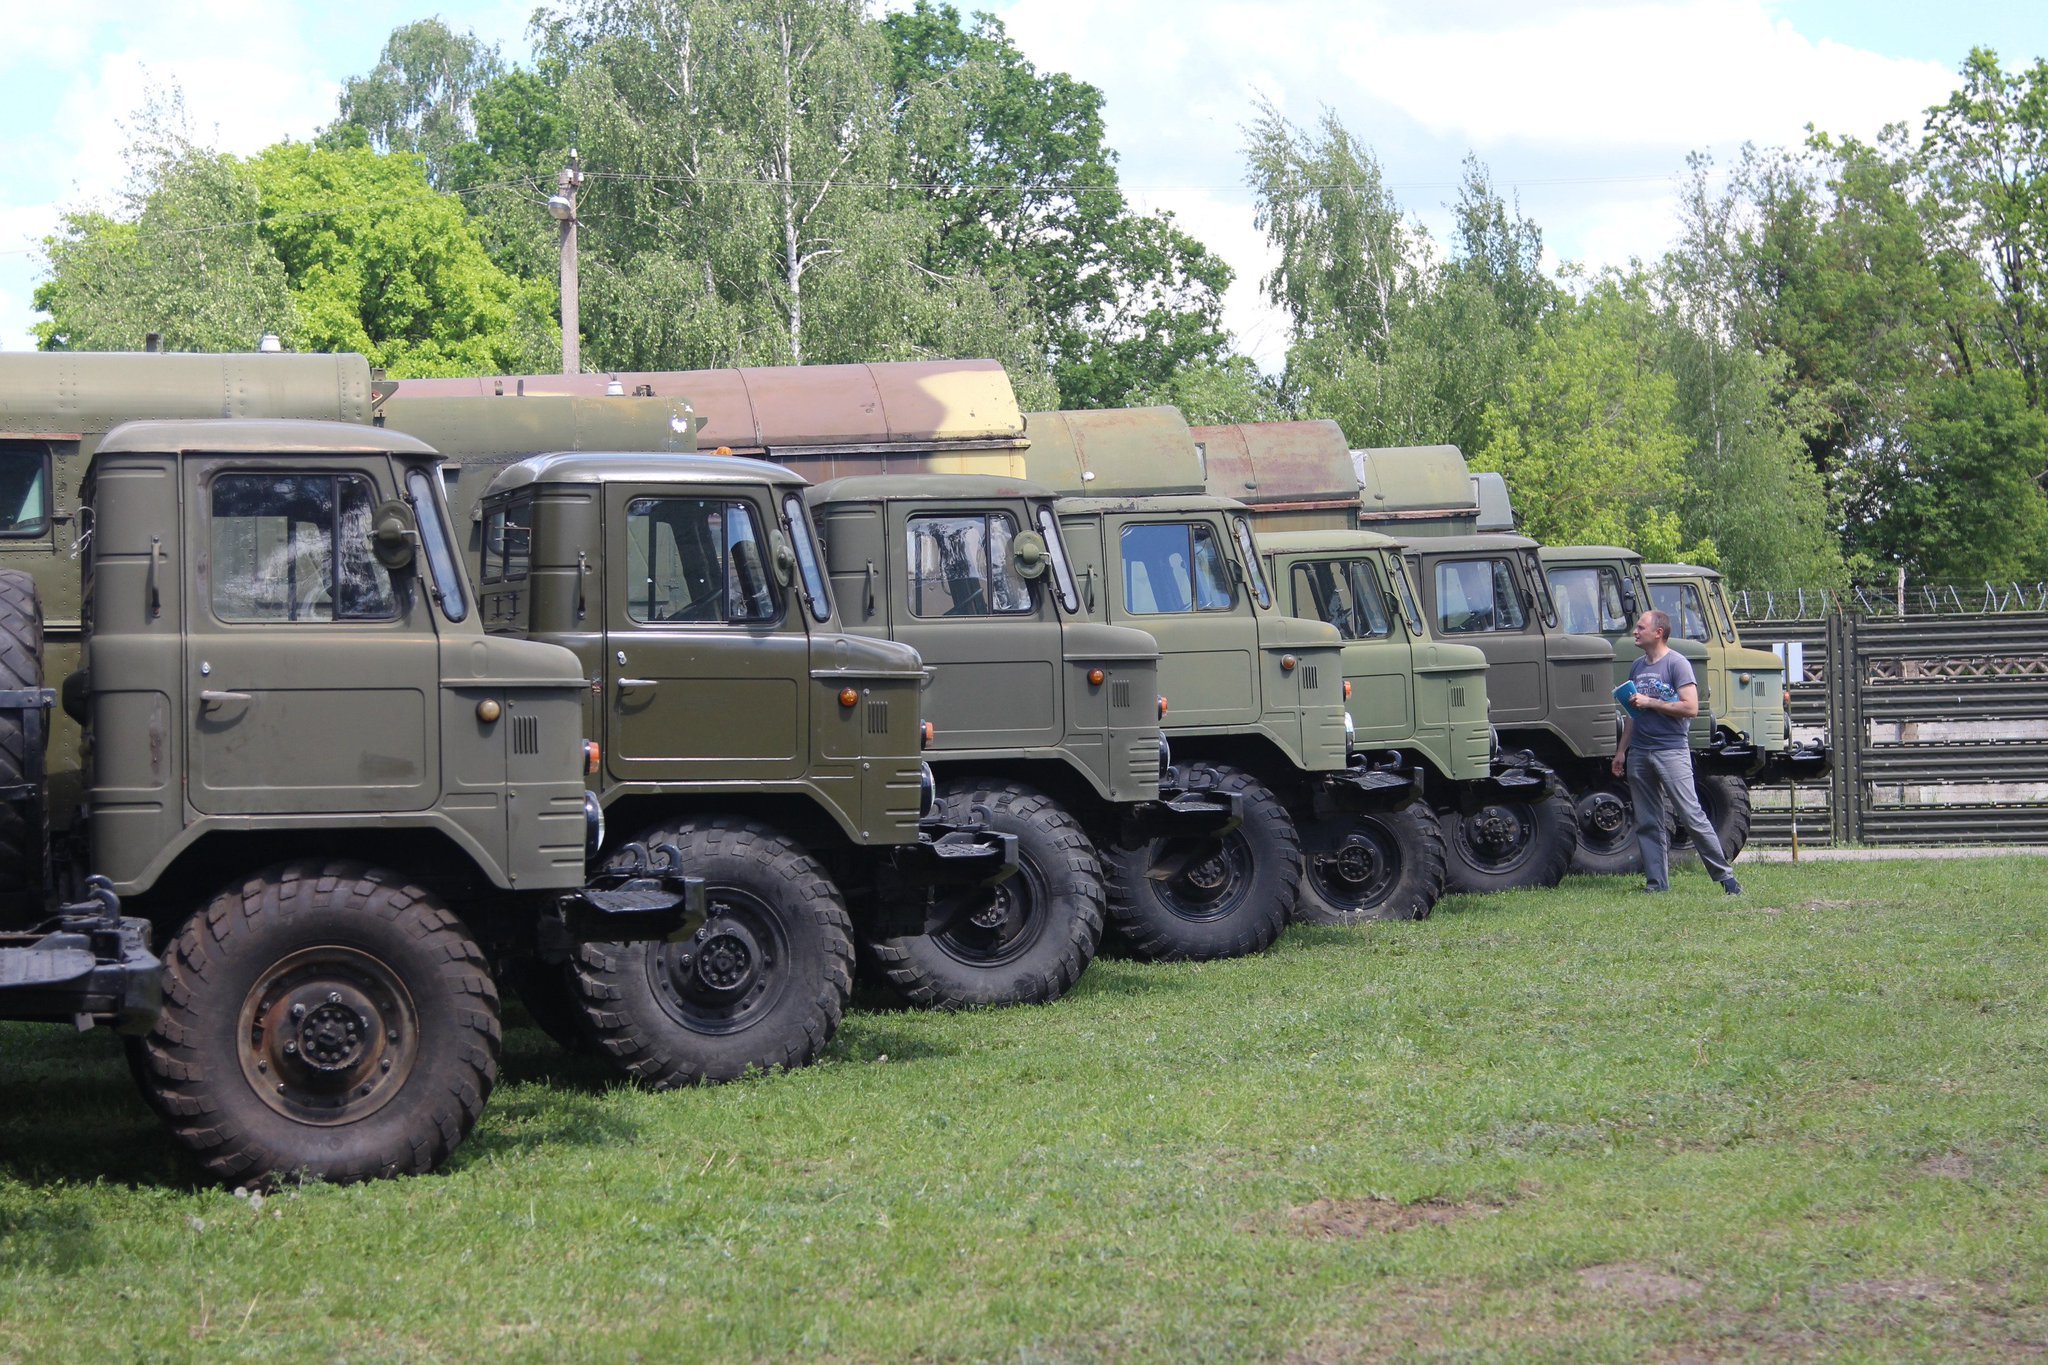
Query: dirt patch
1578,1262,1705,1306
1920,1152,1975,1179
1798,898,1878,912
1815,1278,1952,1305
1291,1196,1501,1238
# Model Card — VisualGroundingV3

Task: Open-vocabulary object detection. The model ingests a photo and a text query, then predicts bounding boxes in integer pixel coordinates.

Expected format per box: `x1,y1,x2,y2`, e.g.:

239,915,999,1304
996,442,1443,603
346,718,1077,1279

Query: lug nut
283,1042,297,1055
291,1004,306,1020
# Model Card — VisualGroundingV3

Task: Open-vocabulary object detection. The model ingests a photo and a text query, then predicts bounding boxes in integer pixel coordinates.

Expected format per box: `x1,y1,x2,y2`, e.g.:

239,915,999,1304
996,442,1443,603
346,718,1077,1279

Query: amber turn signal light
839,687,860,708
1157,696,1168,718
1343,679,1352,700
1087,667,1105,686
921,720,935,748
476,699,502,723
583,741,601,776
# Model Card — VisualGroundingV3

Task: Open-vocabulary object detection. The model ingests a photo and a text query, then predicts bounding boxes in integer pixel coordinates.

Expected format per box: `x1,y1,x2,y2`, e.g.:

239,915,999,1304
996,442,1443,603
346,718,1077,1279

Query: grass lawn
3,857,2046,1361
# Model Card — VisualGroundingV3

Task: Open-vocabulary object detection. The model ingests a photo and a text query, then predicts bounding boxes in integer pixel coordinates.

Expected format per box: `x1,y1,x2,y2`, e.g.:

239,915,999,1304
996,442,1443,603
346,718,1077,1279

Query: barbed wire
1732,582,2048,621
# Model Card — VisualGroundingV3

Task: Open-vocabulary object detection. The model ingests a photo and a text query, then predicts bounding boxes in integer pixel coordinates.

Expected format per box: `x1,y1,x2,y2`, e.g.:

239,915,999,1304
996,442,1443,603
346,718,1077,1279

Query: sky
0,1,2040,369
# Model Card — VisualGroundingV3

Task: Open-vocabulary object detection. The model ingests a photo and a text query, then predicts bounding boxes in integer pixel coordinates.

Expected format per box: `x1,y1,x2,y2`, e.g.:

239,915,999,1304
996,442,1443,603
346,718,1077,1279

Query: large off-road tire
1294,804,1447,924
1438,786,1578,894
1103,763,1300,961
1568,776,1642,876
867,780,1103,1010
501,956,595,1055
1672,770,1753,865
131,862,500,1184
572,817,853,1088
0,568,46,922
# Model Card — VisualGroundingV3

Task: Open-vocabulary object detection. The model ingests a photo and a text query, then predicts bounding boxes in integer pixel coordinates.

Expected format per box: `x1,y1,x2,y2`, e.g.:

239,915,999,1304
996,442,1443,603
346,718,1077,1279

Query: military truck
1646,562,1829,787
1190,421,1563,904
1017,407,1437,944
474,450,1013,1082
804,472,1239,999
0,418,699,1182
1540,544,1741,873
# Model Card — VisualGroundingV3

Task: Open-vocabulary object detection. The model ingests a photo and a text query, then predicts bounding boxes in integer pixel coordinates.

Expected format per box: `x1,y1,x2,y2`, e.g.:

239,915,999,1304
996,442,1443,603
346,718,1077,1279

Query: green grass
5,858,2047,1361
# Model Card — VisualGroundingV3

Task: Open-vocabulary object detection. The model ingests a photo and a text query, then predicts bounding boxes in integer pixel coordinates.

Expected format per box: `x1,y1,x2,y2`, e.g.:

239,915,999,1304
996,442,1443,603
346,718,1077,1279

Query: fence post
1830,608,1857,845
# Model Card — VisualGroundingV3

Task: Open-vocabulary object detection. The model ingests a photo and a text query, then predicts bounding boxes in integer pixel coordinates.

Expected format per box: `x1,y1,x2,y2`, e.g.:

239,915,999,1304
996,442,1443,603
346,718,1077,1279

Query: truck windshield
1521,548,1559,628
1037,506,1081,614
1387,556,1426,636
1709,581,1738,641
406,468,469,622
782,492,834,623
1230,515,1272,609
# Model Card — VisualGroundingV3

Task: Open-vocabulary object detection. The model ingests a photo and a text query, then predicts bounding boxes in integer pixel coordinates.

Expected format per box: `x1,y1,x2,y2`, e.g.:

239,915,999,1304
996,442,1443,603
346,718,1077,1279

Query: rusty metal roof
388,360,1023,452
1192,421,1358,511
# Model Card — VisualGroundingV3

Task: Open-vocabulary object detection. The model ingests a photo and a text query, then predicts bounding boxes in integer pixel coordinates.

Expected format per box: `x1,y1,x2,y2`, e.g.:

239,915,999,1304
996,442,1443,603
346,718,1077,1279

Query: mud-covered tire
572,818,852,1088
131,862,500,1184
501,956,594,1055
1672,770,1752,865
0,569,46,921
1294,804,1446,923
867,780,1103,1010
1103,763,1300,961
1568,776,1642,876
1439,786,1577,894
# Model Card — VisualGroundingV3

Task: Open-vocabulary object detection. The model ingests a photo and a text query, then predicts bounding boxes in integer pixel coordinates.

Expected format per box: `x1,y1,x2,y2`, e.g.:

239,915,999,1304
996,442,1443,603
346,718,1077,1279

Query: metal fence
1732,608,2048,847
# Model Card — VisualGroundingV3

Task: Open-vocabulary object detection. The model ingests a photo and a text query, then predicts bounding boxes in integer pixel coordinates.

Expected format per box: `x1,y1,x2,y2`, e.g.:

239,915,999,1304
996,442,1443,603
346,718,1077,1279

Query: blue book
1612,680,1638,706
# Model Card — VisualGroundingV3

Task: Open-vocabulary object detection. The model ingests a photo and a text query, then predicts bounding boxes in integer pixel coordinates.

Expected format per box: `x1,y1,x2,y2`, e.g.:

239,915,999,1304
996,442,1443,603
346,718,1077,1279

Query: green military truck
1540,545,1742,873
1647,563,1829,787
0,418,698,1182
1189,421,1562,904
804,472,1240,998
475,450,1013,1083
1020,407,1438,943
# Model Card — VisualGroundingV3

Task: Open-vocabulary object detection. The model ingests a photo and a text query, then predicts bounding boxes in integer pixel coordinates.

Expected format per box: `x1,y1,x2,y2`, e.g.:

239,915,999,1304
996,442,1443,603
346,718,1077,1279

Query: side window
486,499,531,582
1435,558,1526,634
210,473,397,623
1652,583,1709,641
0,443,50,539
1121,522,1234,615
1551,566,1629,635
1291,560,1390,641
626,498,780,625
906,513,1032,618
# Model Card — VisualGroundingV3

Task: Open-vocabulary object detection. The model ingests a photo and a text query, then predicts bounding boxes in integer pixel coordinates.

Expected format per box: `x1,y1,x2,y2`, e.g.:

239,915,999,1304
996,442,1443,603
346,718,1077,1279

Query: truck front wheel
1672,771,1752,865
1102,763,1301,961
1568,777,1642,876
867,780,1103,1009
131,862,501,1184
1439,787,1577,893
571,818,853,1088
1294,804,1446,924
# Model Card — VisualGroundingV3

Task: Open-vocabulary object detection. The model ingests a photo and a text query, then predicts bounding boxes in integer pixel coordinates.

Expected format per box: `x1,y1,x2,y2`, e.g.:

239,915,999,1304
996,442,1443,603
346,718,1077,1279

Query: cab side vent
512,715,540,755
1581,674,1595,694
1110,678,1132,709
867,700,890,735
1302,664,1320,690
1450,685,1467,710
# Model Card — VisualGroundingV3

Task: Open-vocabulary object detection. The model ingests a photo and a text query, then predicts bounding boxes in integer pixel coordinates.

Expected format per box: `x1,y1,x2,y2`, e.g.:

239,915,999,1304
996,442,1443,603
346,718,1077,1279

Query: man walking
1612,610,1742,895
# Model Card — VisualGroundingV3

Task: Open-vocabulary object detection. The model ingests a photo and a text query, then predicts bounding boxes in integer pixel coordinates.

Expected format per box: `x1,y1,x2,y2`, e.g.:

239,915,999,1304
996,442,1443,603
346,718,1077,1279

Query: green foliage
1473,279,1701,562
34,96,296,353
320,19,505,189
246,143,557,377
1122,354,1290,427
1865,370,2048,580
881,3,1232,408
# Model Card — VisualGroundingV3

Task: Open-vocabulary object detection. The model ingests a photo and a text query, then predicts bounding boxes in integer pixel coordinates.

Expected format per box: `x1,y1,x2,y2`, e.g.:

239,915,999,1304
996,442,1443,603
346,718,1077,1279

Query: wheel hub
239,948,417,1126
1470,807,1521,853
1182,854,1230,892
1582,791,1629,838
1327,837,1385,888
681,917,764,998
297,997,368,1071
968,885,1012,931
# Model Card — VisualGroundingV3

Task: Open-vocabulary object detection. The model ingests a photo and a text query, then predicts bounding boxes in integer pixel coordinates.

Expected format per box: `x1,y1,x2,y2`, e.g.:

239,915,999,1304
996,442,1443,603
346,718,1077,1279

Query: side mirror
1011,530,1048,580
768,531,796,586
1621,585,1640,618
371,499,416,570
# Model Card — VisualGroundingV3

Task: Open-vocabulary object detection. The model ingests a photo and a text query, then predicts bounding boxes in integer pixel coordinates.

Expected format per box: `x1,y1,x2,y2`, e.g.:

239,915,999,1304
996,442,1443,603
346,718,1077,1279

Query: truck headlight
918,762,937,818
583,790,605,860
1157,736,1172,784
1343,710,1357,755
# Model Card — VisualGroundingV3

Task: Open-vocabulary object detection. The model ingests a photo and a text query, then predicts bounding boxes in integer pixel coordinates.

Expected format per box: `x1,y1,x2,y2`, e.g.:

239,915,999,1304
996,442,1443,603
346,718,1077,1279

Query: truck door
184,463,440,815
1286,555,1412,745
1420,551,1548,727
888,502,1062,750
1107,514,1259,728
602,486,809,785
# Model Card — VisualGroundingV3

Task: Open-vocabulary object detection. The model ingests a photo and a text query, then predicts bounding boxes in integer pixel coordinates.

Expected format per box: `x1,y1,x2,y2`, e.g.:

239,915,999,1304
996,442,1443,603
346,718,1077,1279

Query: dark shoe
1721,877,1742,896
1644,884,1667,894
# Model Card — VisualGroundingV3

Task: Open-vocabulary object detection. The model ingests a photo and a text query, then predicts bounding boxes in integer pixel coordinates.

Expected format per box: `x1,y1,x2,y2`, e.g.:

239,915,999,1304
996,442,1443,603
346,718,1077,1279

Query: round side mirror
1012,530,1048,580
769,532,796,586
372,499,416,570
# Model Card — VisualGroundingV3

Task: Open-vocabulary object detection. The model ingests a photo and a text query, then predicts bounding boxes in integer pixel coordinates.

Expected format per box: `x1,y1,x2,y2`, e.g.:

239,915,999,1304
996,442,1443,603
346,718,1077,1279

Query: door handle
199,690,253,706
616,678,659,689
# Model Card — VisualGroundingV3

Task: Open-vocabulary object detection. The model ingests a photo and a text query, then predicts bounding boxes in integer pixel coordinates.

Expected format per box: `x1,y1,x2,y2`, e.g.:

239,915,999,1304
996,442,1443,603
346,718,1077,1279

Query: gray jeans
1626,747,1735,890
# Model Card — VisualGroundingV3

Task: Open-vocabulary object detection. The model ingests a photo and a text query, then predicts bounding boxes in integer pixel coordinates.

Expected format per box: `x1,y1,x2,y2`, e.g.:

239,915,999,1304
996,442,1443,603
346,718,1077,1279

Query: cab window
1435,558,1526,634
907,513,1032,618
0,443,50,539
626,497,780,624
1550,565,1629,635
1292,559,1391,640
481,499,532,583
1121,522,1233,615
210,473,397,622
1651,582,1711,642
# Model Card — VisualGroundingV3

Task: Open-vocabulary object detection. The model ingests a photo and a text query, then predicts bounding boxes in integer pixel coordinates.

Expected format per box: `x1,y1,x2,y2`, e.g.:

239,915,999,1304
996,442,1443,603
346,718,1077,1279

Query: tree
882,3,1232,407
322,19,505,189
1122,355,1290,426
35,93,296,353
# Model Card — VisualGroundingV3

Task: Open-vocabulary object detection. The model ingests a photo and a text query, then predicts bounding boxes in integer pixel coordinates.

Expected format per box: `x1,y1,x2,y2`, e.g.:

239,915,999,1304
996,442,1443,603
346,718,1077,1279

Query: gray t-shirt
1627,650,1696,750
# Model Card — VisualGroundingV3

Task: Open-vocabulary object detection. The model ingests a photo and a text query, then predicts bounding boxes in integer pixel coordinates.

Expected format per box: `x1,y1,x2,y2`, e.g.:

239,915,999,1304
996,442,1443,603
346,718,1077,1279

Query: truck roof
807,473,1056,503
1191,420,1357,511
1053,493,1249,516
390,360,1024,453
1353,444,1478,518
1255,527,1405,554
485,450,803,497
1393,531,1541,553
1645,562,1721,579
1539,545,1643,563
95,416,436,457
1022,408,1205,496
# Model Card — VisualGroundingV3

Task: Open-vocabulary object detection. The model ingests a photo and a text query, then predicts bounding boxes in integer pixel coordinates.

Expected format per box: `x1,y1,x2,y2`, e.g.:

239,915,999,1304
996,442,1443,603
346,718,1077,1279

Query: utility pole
549,150,584,376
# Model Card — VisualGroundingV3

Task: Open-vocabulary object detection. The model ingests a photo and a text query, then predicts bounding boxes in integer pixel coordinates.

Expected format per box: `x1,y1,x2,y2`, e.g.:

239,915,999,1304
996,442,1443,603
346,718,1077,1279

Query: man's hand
1611,751,1626,778
1629,692,1654,710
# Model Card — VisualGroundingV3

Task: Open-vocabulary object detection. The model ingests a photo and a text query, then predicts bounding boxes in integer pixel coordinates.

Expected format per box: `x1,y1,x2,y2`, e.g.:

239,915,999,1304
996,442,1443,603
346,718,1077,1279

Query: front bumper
1118,784,1243,844
556,842,709,943
1697,725,1767,779
1321,754,1424,813
0,881,161,1035
1456,747,1553,807
889,818,1019,890
1759,737,1832,784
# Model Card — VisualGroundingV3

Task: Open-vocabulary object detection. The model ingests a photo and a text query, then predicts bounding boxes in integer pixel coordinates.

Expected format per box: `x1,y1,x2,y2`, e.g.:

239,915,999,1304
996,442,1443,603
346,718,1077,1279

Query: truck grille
512,715,539,755
867,700,890,735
